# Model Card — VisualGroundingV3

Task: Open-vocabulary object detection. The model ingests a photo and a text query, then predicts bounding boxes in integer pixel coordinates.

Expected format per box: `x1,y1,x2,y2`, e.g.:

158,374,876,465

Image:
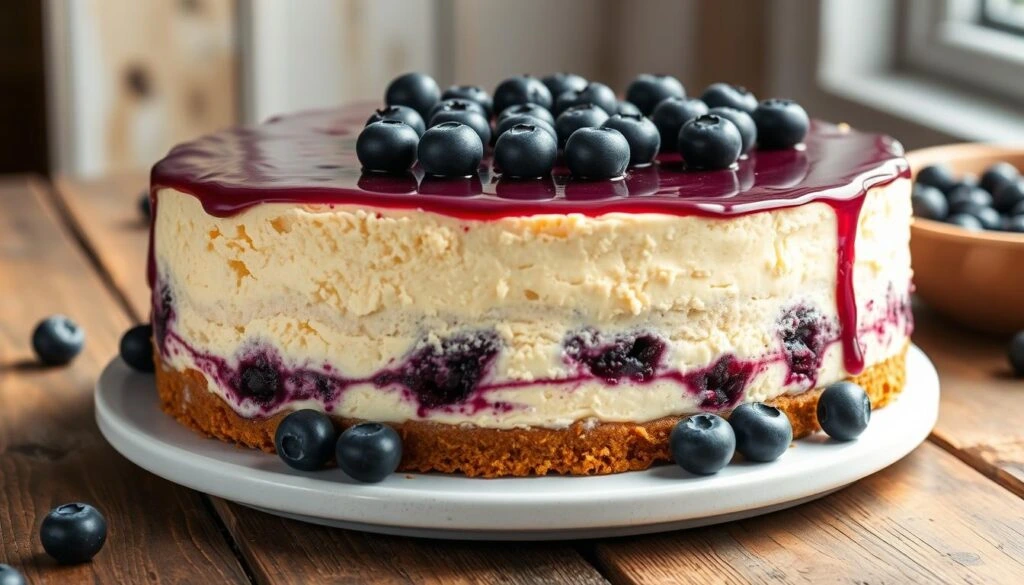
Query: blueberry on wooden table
40,503,107,564
729,402,793,462
32,315,85,366
336,422,403,483
670,413,736,475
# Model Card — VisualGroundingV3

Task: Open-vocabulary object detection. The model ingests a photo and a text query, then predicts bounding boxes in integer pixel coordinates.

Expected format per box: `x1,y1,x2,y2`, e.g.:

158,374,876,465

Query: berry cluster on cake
148,72,912,478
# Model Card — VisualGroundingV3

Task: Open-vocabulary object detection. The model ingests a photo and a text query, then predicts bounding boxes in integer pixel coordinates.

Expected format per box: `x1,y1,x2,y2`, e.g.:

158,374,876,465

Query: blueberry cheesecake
148,73,913,477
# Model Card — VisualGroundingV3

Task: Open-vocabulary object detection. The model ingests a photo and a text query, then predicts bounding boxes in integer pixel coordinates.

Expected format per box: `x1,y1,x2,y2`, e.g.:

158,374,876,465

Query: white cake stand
95,345,939,541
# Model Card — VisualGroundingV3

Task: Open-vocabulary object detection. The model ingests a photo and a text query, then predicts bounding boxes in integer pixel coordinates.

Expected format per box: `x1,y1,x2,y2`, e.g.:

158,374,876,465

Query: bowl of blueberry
908,143,1024,333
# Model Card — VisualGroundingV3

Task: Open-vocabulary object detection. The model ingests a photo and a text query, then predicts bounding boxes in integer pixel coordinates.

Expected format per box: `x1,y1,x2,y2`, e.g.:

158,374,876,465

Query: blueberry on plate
678,114,742,170
915,164,957,193
1002,214,1024,233
751,99,809,149
816,381,871,441
1009,330,1024,377
701,83,758,114
616,100,642,117
670,413,736,475
555,103,610,148
40,503,107,564
650,97,709,151
384,72,441,120
275,409,337,471
947,185,993,213
601,113,660,167
980,161,1019,196
625,73,686,116
336,422,403,483
911,184,949,221
729,402,793,462
429,105,492,146
541,72,588,102
120,324,154,372
356,120,419,173
0,565,24,585
564,127,630,179
707,107,757,155
366,105,426,137
428,98,487,124
138,191,151,220
492,75,553,117
494,123,558,178
946,212,983,230
417,121,484,177
441,85,493,117
497,103,555,126
993,179,1024,214
954,202,1001,230
495,114,557,142
554,82,619,116
32,315,85,366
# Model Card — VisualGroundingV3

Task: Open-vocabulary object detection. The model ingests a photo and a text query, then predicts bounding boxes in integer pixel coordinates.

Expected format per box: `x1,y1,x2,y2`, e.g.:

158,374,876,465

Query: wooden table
1,173,1022,584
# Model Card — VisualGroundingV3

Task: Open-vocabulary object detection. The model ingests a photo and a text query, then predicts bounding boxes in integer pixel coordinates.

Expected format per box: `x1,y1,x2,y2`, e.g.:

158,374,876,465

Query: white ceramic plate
95,345,939,541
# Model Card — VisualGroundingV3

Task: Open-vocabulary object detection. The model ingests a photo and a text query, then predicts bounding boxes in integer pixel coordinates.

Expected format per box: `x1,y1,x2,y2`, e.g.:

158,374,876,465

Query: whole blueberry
817,381,871,441
955,202,1001,230
911,184,949,220
541,72,588,102
980,161,1019,195
916,164,957,193
429,106,492,146
650,97,710,151
707,107,757,155
40,503,107,564
625,73,686,116
616,100,642,117
497,103,555,126
138,191,151,220
678,114,742,170
336,422,403,483
670,413,736,475
993,179,1024,214
701,83,758,113
947,185,993,213
428,98,487,123
417,122,483,177
441,85,493,117
1002,214,1024,233
564,127,630,179
366,105,426,137
356,120,419,173
0,565,25,585
492,75,553,117
554,82,619,116
1014,200,1024,217
752,99,809,149
555,103,610,148
494,123,557,178
32,315,85,366
729,402,793,462
1009,330,1024,377
120,324,154,372
601,113,660,167
946,213,983,230
384,72,441,120
275,409,337,471
496,114,557,142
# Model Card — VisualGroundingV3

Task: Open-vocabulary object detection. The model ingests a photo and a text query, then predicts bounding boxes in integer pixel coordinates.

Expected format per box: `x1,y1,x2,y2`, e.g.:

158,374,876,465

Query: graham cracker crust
155,346,907,477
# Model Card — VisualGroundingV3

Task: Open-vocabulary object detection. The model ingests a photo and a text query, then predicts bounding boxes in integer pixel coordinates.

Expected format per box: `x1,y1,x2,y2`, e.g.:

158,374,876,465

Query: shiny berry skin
428,98,487,123
541,72,588,102
495,114,557,142
650,97,709,151
616,100,641,117
0,565,25,585
916,164,957,193
625,73,686,116
670,414,736,475
275,409,337,471
947,185,993,213
365,105,426,137
564,127,630,179
993,179,1024,214
1009,330,1024,377
554,82,619,116
707,107,757,155
752,99,809,149
817,381,871,441
494,123,557,178
32,315,85,366
336,422,403,483
729,402,793,462
980,161,1019,195
497,103,555,126
120,324,154,372
356,120,419,173
40,503,107,564
945,213,983,230
429,106,492,146
441,85,493,117
384,72,441,120
678,114,742,170
601,113,660,167
492,75,553,116
955,202,1001,230
555,103,610,148
911,184,949,220
701,83,758,113
417,122,483,177
138,191,151,219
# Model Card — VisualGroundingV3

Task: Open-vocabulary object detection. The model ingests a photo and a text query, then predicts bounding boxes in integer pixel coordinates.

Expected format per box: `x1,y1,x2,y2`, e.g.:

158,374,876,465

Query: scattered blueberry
601,113,660,167
707,107,757,155
564,127,630,179
32,315,85,366
40,503,107,564
492,75,553,116
670,414,736,475
275,409,337,471
1009,330,1024,377
0,565,24,585
817,381,871,441
980,161,1019,196
497,103,555,126
752,99,809,149
494,123,558,178
428,98,487,122
417,122,483,177
555,103,610,148
119,324,154,372
993,179,1024,214
441,85,493,117
946,213,983,230
365,105,426,137
729,402,793,462
555,82,619,116
678,114,742,170
356,120,419,173
495,114,557,142
616,100,642,117
947,185,993,213
701,83,758,113
429,105,492,146
916,164,957,193
1003,214,1024,233
541,72,588,102
138,191,151,219
384,72,441,120
650,97,709,151
911,184,949,220
625,73,686,116
336,422,403,483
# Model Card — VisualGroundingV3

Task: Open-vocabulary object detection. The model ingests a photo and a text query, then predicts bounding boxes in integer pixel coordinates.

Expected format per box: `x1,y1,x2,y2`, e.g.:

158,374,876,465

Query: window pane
983,0,1024,33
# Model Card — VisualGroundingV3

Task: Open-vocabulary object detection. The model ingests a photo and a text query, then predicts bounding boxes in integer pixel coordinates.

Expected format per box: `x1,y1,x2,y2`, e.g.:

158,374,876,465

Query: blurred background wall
2,0,1020,178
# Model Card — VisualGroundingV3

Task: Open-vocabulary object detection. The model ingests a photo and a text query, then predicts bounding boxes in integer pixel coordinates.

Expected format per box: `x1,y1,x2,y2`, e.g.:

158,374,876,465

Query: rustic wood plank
0,176,249,584
594,443,1024,585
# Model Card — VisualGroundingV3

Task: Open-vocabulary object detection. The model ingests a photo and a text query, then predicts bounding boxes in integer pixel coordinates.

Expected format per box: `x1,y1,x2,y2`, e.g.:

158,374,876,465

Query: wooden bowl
907,143,1024,334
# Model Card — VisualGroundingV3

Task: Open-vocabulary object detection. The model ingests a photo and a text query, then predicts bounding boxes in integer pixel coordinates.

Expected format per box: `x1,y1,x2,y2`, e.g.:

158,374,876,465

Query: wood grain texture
0,176,248,584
